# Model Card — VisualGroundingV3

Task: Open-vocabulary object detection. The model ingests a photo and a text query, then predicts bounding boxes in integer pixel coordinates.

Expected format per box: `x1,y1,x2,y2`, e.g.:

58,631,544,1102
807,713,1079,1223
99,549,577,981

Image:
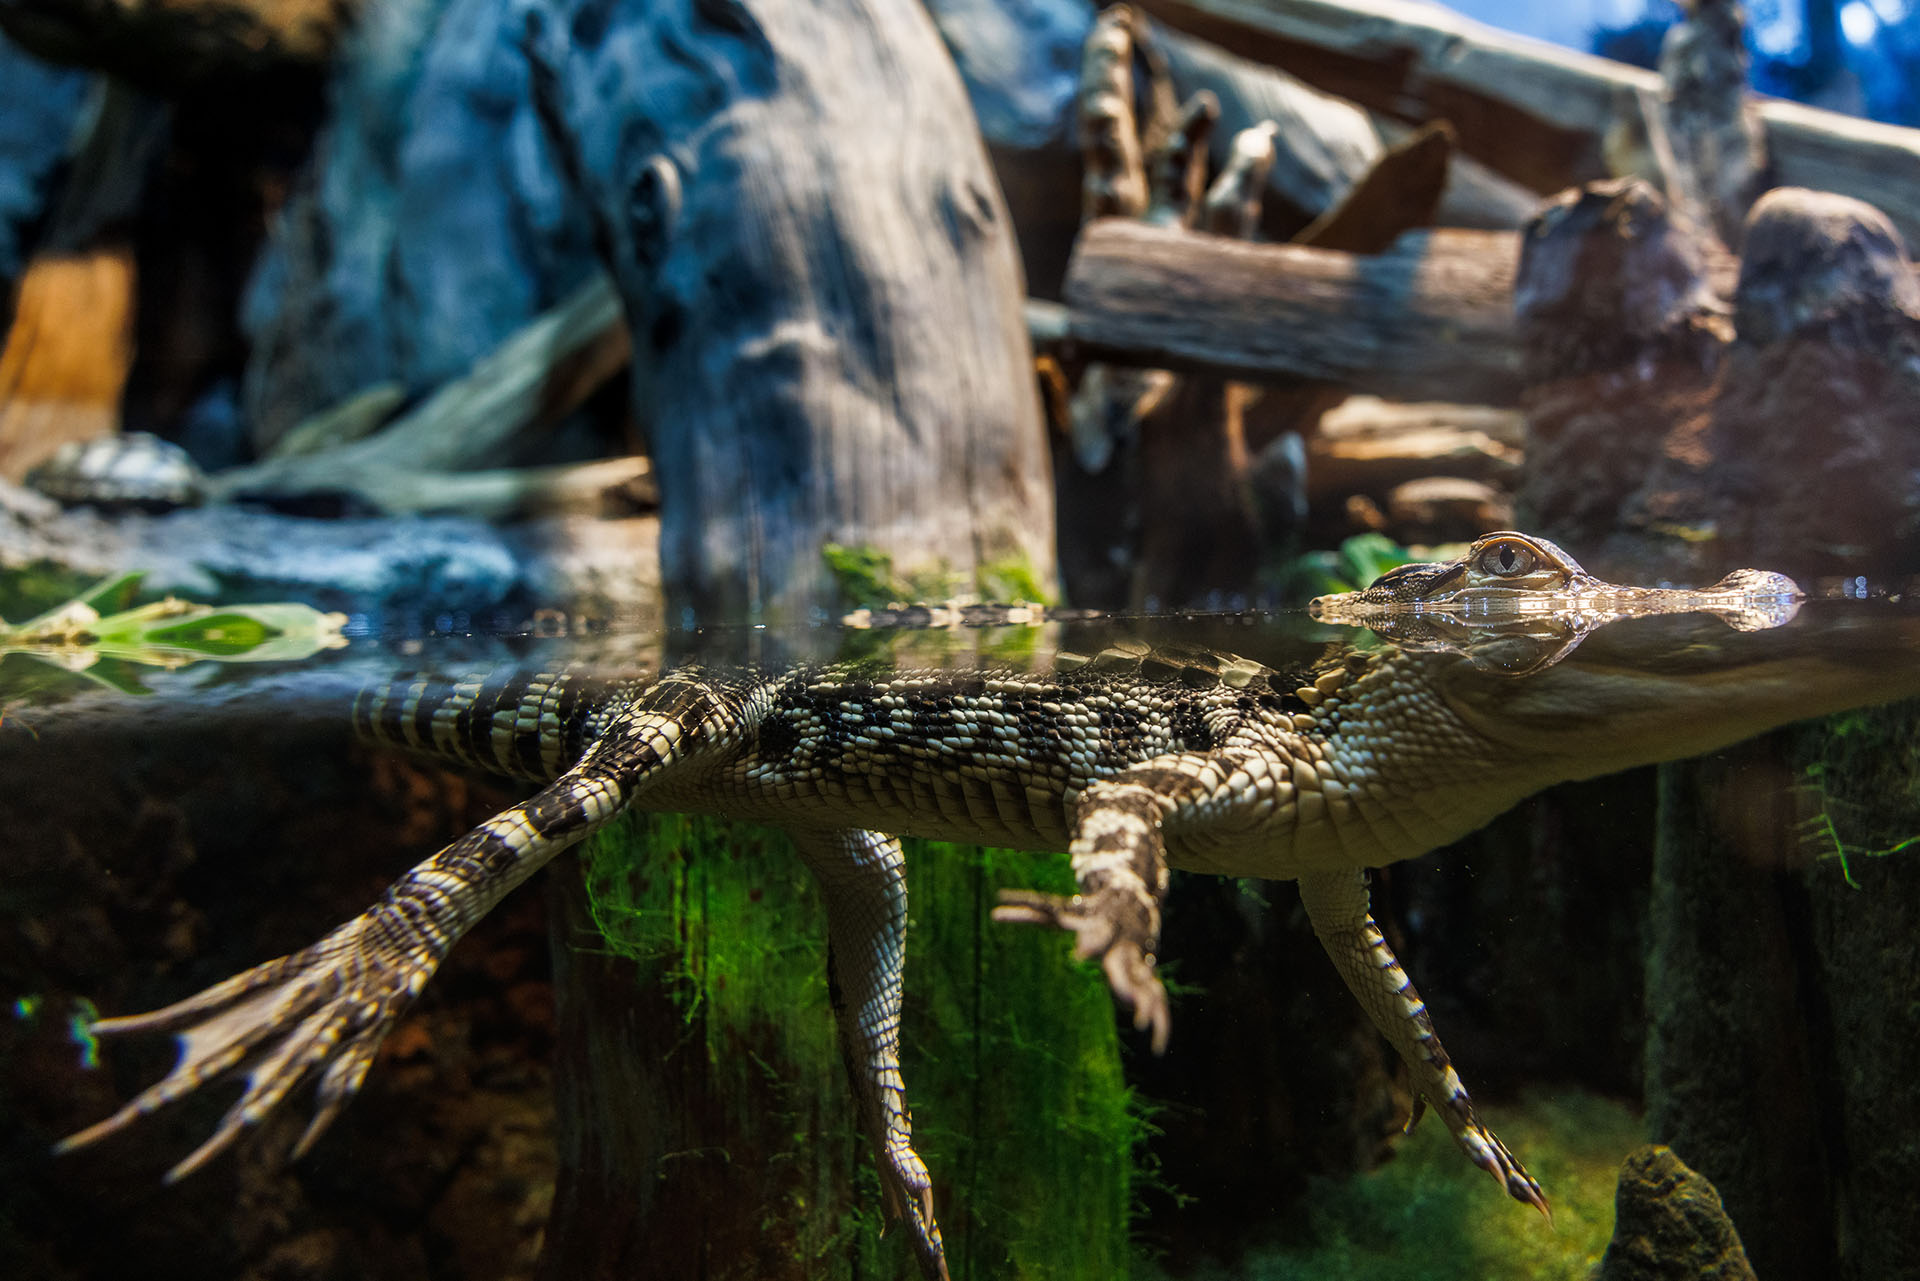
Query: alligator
55,531,1913,1278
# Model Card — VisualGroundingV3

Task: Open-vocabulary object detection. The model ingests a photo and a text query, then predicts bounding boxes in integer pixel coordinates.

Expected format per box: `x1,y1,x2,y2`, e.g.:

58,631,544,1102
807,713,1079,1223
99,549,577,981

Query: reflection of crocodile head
1309,531,1804,674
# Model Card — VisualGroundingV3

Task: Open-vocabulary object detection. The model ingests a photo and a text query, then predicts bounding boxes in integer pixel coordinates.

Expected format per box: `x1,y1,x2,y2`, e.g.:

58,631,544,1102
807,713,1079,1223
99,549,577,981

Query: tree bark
529,0,1053,623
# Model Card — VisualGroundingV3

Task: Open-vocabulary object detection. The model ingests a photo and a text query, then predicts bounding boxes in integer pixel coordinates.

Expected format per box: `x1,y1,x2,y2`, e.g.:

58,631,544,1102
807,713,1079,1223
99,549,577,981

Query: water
5,587,1918,1280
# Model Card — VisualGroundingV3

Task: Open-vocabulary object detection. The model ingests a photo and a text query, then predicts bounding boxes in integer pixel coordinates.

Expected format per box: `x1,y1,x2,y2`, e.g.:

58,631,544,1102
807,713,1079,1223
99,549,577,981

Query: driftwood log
1056,218,1523,404
528,0,1052,624
1140,0,1920,250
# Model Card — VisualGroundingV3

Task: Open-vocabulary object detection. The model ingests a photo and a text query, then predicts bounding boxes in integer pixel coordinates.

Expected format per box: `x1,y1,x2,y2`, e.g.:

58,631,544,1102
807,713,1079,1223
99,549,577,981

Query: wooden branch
213,273,628,504
285,455,656,520
1079,5,1150,221
1060,218,1524,404
1651,0,1768,247
1140,0,1920,249
1143,91,1219,227
1202,121,1278,238
1295,118,1453,253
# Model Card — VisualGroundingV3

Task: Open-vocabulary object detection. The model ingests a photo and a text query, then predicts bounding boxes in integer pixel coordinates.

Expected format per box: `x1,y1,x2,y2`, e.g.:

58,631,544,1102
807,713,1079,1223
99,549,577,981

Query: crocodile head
1310,532,1920,791
1310,531,1804,675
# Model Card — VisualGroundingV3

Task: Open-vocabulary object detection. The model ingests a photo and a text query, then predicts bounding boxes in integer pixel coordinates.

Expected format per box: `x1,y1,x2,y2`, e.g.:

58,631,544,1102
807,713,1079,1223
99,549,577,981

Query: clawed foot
877,1140,948,1280
992,888,1170,1053
1456,1113,1552,1223
57,911,438,1179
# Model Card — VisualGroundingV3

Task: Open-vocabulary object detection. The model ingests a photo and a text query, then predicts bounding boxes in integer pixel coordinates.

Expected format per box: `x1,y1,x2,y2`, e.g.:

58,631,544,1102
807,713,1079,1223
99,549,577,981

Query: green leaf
138,612,278,656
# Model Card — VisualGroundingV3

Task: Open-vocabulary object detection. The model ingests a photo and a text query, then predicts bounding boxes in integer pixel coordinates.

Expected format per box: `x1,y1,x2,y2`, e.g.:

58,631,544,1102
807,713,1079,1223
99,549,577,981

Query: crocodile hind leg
57,762,639,1178
1296,866,1550,1217
59,671,772,1177
789,827,946,1281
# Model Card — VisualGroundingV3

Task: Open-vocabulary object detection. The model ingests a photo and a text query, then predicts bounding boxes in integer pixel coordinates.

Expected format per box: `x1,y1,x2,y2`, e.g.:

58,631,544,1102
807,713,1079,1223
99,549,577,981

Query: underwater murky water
4,584,1919,1280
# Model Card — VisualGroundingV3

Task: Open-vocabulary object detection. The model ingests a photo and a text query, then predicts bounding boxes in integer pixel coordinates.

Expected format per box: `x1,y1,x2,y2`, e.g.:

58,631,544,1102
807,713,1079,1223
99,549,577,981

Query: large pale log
1140,0,1920,249
1060,217,1524,404
523,2,1062,1278
1140,0,1641,192
531,0,1054,623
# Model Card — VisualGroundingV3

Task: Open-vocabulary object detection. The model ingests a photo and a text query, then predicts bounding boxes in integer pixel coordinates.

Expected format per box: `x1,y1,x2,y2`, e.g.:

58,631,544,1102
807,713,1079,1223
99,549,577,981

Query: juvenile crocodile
57,532,1901,1278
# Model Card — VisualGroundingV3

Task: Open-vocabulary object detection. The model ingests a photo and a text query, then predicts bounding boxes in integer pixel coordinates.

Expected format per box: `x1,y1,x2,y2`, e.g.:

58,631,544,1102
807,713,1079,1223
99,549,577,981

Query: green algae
822,543,1054,612
1135,1090,1640,1281
582,813,1145,1280
975,556,1053,608
1793,703,1920,885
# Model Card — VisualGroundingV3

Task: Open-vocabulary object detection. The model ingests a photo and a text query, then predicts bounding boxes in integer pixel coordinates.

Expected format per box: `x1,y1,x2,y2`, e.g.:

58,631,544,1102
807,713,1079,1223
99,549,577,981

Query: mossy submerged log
555,813,1140,1280
1648,700,1920,1281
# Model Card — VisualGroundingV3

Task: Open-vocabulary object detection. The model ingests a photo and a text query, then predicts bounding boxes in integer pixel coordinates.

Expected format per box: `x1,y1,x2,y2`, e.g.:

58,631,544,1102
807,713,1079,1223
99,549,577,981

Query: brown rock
1733,187,1920,350
1515,178,1728,384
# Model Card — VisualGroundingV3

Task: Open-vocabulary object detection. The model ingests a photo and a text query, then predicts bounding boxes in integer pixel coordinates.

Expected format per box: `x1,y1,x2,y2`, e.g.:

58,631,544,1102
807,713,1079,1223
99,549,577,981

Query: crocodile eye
1474,539,1539,579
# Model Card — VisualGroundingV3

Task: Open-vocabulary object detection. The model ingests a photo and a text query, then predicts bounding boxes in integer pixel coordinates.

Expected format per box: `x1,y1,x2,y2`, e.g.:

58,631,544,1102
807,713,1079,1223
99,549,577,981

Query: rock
1733,187,1920,350
1514,178,1728,385
0,477,660,626
26,432,208,511
1517,179,1920,584
1597,1146,1757,1281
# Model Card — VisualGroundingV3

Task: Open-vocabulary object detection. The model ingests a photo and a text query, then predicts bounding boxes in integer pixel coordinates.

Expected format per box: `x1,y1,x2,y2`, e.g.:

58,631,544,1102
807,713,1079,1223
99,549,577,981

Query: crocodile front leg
60,671,771,1177
788,827,945,1281
994,756,1238,1053
1296,866,1549,1217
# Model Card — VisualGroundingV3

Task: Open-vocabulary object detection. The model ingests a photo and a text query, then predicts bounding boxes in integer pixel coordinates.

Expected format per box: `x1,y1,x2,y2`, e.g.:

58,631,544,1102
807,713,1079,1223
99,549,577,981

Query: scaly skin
61,532,1914,1278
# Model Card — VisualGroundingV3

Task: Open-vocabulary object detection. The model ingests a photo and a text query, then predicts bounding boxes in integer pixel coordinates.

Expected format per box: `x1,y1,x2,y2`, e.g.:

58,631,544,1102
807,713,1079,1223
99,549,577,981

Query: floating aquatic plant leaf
0,573,347,691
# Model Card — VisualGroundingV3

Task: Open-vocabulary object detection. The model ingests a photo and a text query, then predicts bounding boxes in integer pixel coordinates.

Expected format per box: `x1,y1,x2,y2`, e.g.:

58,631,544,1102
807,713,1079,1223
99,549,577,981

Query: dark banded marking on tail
352,670,605,782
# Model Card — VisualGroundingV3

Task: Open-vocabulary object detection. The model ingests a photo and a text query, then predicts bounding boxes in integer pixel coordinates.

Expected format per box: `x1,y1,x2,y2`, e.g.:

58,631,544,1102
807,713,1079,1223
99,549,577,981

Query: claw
881,1143,947,1280
1457,1116,1552,1223
56,911,436,1176
993,889,1171,1053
